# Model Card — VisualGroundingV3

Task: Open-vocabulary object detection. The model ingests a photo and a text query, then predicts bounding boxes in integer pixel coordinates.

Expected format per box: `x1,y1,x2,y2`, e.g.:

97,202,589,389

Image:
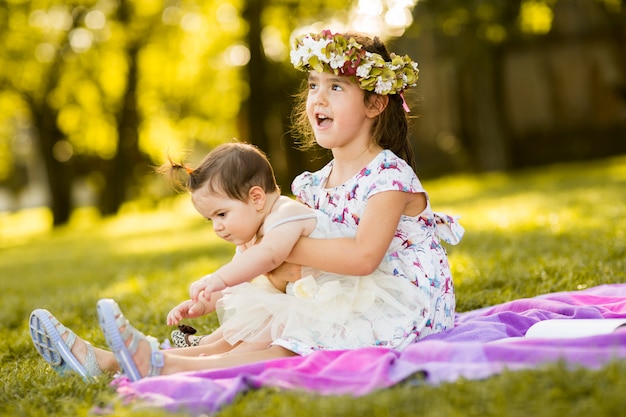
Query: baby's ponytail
157,156,196,192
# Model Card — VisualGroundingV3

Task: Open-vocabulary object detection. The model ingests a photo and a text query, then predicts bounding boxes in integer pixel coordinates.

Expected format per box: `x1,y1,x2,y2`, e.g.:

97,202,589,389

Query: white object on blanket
525,318,626,339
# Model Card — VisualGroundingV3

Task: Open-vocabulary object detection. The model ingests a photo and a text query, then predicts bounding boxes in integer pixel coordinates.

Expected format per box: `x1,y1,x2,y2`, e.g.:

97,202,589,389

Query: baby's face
191,187,261,246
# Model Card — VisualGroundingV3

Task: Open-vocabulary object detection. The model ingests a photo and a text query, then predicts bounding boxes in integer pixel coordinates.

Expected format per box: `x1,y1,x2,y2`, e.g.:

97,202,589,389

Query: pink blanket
116,284,626,415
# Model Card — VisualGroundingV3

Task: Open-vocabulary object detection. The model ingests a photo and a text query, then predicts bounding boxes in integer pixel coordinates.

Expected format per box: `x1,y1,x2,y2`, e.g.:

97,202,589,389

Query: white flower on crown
375,78,393,95
290,36,331,67
356,64,372,78
289,49,303,67
329,53,347,70
356,52,375,78
311,39,330,61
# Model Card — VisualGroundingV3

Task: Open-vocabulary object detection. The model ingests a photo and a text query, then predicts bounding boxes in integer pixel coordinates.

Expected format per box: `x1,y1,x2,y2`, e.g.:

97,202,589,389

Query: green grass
1,155,625,417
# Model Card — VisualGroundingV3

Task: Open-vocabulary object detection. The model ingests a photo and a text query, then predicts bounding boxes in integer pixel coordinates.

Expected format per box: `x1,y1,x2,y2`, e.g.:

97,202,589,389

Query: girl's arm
287,190,411,276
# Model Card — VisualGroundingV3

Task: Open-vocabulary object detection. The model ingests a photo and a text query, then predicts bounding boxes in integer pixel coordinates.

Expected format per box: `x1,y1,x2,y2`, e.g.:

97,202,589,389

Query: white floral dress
289,150,464,341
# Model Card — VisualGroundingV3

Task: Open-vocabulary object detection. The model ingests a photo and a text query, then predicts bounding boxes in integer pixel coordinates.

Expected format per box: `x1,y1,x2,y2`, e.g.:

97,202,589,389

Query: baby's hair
160,141,279,201
290,32,416,171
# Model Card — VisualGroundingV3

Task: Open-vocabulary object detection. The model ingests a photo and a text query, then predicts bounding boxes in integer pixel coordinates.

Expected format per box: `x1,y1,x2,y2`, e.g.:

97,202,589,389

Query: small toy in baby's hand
178,324,197,335
171,324,205,348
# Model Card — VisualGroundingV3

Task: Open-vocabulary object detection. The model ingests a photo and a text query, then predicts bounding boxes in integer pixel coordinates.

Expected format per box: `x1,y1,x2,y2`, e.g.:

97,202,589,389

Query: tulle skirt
217,270,430,355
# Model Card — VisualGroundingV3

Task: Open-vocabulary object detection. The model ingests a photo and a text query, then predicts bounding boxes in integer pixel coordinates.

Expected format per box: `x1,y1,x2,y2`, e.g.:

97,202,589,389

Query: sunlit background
0,0,624,228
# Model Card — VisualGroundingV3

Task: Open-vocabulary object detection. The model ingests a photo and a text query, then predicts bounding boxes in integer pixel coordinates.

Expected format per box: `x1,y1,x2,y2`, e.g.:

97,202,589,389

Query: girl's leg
116,325,295,376
100,299,297,379
161,344,296,374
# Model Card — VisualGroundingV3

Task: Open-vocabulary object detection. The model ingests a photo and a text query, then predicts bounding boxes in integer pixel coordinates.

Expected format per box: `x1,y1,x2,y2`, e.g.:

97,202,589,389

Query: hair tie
185,166,193,175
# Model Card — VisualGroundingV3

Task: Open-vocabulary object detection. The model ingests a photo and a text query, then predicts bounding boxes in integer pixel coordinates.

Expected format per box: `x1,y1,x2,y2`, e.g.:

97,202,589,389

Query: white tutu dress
216,210,430,355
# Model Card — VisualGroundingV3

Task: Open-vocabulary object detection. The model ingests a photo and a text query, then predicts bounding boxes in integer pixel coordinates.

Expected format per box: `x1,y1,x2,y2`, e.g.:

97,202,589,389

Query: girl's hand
189,273,228,303
166,299,209,326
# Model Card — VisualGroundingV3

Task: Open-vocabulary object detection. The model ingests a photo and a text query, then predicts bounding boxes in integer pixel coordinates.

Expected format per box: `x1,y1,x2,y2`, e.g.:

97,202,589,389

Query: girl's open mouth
316,113,333,127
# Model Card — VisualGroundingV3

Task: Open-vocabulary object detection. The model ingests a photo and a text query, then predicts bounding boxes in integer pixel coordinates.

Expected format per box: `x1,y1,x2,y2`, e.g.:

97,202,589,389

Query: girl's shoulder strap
264,213,317,233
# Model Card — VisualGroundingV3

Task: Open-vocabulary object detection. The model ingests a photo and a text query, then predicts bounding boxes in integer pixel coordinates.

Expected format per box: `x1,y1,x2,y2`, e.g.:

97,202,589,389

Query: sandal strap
115,313,143,355
55,319,103,377
82,341,103,377
146,336,164,377
64,327,77,350
99,299,163,379
114,307,163,377
49,315,77,351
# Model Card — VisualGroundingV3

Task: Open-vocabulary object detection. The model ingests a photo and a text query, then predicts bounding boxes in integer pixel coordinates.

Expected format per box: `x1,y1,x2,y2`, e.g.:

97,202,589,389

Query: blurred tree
99,0,147,216
2,0,621,225
240,0,343,187
0,0,421,224
1,3,88,225
0,0,245,225
410,0,624,172
414,0,528,171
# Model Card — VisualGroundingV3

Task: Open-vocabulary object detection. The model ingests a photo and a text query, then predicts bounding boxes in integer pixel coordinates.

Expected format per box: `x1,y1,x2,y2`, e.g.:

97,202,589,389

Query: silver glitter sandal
29,309,103,382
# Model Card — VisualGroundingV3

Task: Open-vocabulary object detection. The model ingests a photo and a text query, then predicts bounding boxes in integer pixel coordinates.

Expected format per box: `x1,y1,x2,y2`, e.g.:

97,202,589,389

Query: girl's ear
248,186,266,210
366,94,389,118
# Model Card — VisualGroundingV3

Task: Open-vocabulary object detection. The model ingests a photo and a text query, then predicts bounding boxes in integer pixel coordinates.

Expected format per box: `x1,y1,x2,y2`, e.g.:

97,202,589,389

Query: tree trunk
31,102,73,226
458,44,510,171
99,0,147,215
242,0,270,153
26,9,88,225
100,41,142,215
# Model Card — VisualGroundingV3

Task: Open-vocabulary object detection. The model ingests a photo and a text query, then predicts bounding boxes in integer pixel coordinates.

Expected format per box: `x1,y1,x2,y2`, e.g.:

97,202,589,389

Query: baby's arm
287,191,409,275
190,212,311,302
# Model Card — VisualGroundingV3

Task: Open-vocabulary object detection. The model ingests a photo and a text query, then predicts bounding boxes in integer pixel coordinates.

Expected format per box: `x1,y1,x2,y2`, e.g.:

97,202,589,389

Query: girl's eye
308,82,317,90
332,83,343,91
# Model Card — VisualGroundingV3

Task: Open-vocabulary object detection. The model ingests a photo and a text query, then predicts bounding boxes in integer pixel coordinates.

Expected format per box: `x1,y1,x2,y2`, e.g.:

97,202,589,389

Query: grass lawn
1,155,625,417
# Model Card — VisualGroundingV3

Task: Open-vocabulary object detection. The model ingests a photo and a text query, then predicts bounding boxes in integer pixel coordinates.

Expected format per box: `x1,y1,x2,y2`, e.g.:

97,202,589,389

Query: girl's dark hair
161,141,279,201
290,32,416,171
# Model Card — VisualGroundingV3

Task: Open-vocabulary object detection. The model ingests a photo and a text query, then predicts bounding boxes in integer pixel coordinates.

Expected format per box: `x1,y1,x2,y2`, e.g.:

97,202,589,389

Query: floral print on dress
292,150,464,339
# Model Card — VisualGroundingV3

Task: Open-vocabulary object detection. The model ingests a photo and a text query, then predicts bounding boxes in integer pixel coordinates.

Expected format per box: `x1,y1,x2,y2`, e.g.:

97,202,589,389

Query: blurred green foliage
0,0,624,225
0,0,245,165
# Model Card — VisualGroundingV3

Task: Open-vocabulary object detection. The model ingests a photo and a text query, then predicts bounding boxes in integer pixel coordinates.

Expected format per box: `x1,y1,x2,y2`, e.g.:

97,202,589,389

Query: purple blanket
116,284,626,414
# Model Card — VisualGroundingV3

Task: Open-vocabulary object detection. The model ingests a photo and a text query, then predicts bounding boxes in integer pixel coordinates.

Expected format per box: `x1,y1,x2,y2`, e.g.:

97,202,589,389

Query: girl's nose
213,220,224,232
314,90,327,105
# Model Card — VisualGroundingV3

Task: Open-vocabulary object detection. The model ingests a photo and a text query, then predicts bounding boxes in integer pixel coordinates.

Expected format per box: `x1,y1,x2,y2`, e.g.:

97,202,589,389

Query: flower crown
290,30,419,96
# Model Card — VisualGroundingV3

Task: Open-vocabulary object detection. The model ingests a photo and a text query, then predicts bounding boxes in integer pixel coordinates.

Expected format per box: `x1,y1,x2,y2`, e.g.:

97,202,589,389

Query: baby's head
290,30,418,169
167,142,279,202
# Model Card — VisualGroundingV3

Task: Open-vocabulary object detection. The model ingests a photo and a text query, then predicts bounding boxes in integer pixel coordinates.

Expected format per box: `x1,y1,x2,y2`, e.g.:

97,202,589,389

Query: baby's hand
189,273,228,303
166,299,209,326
